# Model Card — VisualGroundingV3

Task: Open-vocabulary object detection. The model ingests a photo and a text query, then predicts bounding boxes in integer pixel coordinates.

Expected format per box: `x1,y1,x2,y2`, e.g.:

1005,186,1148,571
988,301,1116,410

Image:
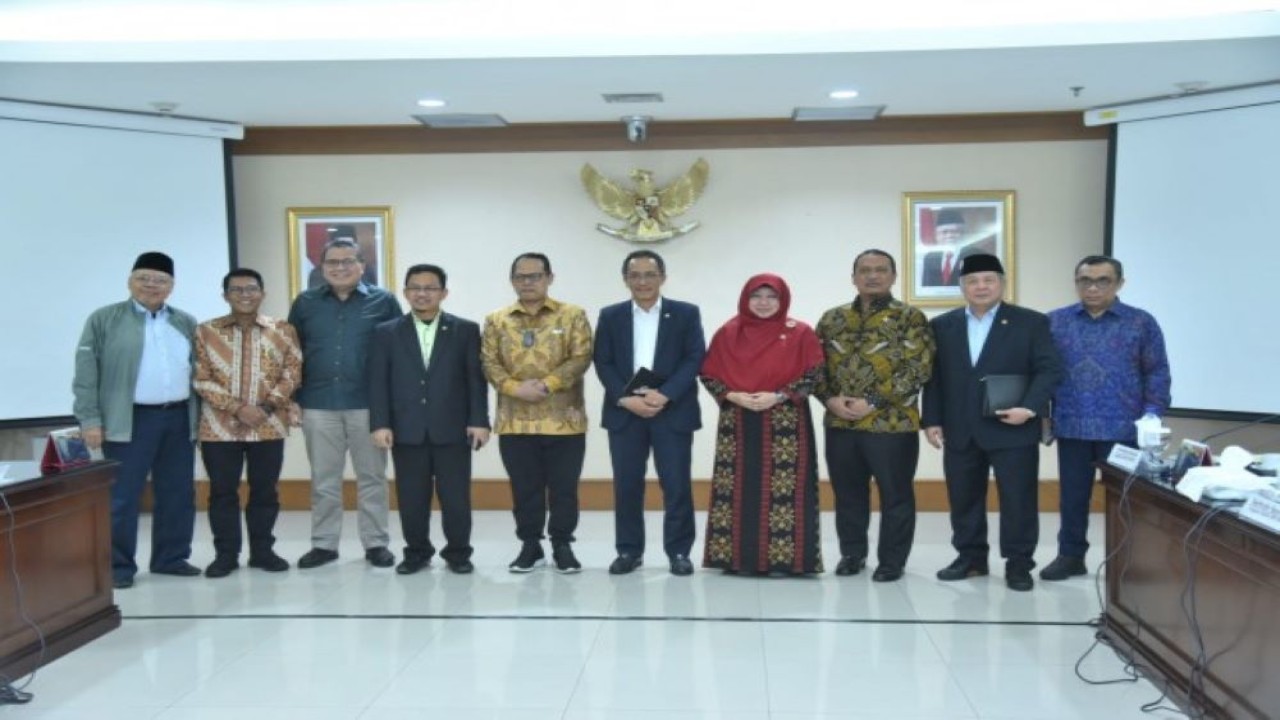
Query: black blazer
368,312,489,446
921,303,1061,450
594,297,706,433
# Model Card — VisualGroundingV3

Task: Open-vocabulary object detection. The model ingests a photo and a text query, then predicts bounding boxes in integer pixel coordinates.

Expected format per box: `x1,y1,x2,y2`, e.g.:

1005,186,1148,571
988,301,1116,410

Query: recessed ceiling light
829,89,860,100
416,98,447,108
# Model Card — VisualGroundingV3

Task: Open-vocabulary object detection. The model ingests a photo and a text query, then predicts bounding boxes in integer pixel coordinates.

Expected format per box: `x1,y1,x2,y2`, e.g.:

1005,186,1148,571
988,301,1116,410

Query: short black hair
321,237,364,263
223,267,264,292
1076,255,1123,280
510,252,551,277
622,249,666,276
404,263,447,289
853,249,897,275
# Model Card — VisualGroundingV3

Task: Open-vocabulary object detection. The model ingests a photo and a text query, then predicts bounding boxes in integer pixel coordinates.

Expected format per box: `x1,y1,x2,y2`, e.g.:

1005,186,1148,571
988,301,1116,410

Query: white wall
231,140,1108,482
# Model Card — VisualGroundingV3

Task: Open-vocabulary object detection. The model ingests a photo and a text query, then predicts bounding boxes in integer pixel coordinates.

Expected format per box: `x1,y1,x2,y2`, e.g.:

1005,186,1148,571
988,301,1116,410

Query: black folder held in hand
981,374,1029,417
623,367,665,396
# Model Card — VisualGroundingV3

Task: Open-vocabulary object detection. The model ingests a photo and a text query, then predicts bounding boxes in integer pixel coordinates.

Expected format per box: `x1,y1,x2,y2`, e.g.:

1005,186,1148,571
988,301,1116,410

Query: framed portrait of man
901,190,1016,307
286,206,395,297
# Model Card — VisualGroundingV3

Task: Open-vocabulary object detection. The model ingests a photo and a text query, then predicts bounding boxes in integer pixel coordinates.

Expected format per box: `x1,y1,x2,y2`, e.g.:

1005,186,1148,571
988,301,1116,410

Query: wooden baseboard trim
160,478,1103,513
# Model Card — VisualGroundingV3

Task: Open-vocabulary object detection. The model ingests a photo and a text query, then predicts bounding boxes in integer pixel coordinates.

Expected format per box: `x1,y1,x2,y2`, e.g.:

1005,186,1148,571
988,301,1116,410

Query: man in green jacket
73,252,200,589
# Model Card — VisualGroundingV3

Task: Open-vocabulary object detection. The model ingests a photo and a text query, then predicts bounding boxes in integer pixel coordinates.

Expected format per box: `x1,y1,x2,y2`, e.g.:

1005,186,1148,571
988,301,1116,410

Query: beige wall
231,139,1108,483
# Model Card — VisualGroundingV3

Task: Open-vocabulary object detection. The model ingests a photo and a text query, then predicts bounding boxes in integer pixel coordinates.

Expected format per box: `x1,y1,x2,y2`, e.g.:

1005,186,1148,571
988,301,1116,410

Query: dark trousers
942,441,1039,569
199,440,285,558
391,440,473,563
1055,438,1115,559
103,405,195,580
498,434,585,545
607,420,695,559
825,427,919,569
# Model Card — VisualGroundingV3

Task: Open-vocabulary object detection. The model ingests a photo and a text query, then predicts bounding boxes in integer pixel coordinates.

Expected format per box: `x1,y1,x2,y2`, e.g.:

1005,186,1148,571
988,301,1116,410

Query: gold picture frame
901,190,1015,307
286,206,395,298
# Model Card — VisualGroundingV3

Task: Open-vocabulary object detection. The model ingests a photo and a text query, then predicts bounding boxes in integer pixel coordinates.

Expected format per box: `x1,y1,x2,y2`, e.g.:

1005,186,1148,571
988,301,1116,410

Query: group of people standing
72,240,1168,594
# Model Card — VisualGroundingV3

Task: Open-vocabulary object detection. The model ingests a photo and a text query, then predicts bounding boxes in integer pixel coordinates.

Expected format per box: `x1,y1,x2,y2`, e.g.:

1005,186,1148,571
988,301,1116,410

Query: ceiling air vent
791,105,886,122
602,92,665,104
412,113,509,128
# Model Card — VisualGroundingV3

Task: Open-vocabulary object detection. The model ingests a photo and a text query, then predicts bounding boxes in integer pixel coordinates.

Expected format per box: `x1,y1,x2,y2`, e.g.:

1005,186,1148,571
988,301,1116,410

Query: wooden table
0,461,121,680
1100,465,1280,719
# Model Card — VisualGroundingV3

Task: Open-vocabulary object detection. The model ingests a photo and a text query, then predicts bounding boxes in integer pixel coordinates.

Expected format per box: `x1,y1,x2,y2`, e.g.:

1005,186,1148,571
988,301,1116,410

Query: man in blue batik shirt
1044,255,1171,581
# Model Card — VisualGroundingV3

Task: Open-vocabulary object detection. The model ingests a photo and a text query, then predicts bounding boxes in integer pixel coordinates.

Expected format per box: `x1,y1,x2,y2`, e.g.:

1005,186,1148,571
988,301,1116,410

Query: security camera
623,115,650,143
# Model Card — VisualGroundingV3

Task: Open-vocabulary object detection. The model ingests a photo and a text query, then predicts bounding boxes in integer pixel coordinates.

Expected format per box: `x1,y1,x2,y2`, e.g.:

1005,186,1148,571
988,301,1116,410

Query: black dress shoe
248,552,290,572
1006,568,1034,592
834,556,866,576
669,555,694,576
366,546,395,568
446,559,474,574
153,561,202,577
936,557,989,581
298,548,339,569
609,554,643,575
872,566,904,582
396,555,430,575
113,576,134,589
204,555,239,578
1039,555,1087,581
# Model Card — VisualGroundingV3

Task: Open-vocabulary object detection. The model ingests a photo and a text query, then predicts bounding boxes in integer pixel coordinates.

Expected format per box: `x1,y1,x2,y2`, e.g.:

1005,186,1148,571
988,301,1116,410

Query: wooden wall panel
233,113,1105,156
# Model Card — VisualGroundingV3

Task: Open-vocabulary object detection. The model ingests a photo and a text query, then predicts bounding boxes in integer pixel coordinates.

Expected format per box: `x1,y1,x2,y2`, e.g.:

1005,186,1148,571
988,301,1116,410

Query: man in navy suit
369,264,490,575
594,250,706,576
921,254,1061,591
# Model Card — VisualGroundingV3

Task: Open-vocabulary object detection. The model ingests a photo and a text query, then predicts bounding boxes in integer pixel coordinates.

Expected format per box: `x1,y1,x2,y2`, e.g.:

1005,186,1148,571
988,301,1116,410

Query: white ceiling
2,1,1278,127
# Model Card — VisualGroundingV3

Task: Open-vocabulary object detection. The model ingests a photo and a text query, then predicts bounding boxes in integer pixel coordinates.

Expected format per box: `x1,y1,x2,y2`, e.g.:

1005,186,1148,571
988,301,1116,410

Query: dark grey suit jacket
921,303,1061,450
368,312,489,446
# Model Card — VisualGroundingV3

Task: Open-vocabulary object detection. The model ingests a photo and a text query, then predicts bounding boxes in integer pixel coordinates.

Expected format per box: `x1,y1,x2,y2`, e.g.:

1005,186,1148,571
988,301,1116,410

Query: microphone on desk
1199,413,1280,444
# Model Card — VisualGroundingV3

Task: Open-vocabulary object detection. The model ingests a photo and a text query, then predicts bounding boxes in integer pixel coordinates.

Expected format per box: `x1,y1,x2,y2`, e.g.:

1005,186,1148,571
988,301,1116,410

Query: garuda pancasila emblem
580,158,709,243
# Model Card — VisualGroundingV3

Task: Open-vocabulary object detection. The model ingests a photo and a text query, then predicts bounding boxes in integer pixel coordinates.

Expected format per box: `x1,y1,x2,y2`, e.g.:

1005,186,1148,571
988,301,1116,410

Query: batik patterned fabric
194,315,302,442
481,297,593,435
1048,300,1171,442
701,367,823,575
814,296,935,432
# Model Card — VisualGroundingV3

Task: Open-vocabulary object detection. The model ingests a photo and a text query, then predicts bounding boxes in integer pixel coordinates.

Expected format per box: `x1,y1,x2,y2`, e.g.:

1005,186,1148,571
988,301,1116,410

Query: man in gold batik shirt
482,252,593,574
194,268,303,579
815,249,934,583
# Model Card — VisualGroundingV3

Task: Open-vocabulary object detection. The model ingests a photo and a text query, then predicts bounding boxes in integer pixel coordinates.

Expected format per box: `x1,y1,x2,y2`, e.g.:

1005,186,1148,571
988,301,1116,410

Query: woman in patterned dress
700,273,825,575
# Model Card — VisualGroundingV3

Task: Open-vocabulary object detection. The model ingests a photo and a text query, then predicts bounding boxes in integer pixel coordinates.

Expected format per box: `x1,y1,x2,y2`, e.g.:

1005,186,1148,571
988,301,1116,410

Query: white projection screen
1110,100,1280,416
0,116,234,423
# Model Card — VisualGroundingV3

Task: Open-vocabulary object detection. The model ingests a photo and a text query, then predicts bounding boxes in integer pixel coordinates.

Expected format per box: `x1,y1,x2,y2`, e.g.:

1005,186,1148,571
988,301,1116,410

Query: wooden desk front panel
1103,472,1280,719
0,463,121,678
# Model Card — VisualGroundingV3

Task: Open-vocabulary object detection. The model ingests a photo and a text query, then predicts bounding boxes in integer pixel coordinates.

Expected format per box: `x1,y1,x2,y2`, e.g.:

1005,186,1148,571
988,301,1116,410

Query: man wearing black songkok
921,253,1062,591
73,251,200,588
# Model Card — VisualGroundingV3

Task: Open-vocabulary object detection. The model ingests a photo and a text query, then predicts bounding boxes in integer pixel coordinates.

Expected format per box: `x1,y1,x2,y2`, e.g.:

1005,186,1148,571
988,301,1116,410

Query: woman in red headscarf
700,273,826,575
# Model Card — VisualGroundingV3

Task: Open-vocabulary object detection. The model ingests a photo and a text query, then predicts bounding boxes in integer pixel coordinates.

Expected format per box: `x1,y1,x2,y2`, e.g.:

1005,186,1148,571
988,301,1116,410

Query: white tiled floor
5,510,1190,719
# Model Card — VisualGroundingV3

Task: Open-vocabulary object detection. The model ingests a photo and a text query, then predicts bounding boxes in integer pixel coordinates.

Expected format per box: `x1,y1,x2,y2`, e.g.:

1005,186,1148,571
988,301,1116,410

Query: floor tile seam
120,614,1096,627
934,647,986,720
561,612,612,718
91,620,282,712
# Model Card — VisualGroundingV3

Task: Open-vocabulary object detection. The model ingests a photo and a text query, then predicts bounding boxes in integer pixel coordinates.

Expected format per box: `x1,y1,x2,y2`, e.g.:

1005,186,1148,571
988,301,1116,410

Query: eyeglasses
132,273,172,287
226,286,262,296
405,285,443,294
1075,277,1117,289
323,257,362,268
625,271,663,282
512,272,547,284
